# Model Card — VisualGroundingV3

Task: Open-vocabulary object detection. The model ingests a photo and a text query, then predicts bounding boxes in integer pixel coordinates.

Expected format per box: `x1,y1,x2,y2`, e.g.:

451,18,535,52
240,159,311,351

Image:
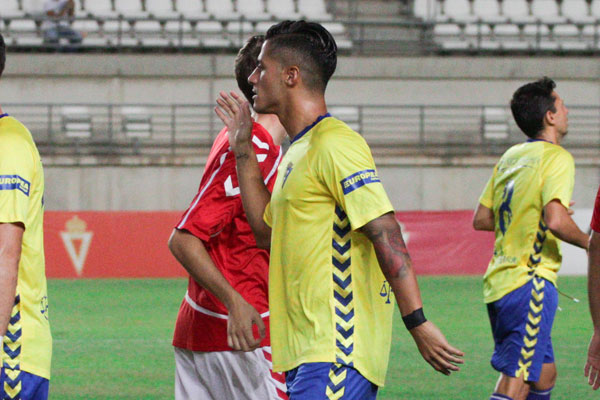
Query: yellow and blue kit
0,114,52,396
479,139,574,382
264,114,395,390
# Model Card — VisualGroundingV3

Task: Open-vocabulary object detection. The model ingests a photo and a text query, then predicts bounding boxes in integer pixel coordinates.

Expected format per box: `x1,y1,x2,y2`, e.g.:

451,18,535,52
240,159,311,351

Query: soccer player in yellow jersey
474,77,589,400
215,21,463,399
0,34,52,399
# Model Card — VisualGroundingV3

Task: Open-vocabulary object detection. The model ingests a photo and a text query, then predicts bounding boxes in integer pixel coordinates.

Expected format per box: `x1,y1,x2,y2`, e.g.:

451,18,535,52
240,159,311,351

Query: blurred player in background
168,35,287,400
585,187,600,390
216,20,463,399
0,33,52,400
473,77,589,400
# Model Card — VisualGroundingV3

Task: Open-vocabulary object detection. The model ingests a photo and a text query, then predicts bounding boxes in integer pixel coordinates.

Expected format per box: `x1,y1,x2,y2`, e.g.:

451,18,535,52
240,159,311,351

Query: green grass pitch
47,276,594,399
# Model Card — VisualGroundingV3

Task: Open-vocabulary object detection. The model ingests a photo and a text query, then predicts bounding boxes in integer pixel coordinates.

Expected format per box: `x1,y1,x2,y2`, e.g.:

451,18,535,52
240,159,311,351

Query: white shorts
174,346,287,400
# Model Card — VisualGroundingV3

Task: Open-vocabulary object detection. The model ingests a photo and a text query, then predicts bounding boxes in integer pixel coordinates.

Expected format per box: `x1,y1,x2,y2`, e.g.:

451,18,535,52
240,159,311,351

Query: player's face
248,41,284,115
551,91,569,137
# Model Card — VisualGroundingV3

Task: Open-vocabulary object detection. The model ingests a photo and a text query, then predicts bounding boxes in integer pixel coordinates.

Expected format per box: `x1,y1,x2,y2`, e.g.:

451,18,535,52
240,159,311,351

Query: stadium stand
420,0,600,52
0,0,347,51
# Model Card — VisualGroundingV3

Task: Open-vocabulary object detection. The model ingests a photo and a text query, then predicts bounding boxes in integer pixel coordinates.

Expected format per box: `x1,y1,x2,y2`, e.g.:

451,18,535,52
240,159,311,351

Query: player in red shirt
586,187,600,390
168,35,287,400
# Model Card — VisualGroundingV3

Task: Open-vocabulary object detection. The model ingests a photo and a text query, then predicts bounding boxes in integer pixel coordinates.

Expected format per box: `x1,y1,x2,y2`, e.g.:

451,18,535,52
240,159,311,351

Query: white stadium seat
206,0,238,19
72,19,101,35
114,0,149,19
121,107,152,138
3,0,26,19
84,0,118,19
298,0,332,20
482,107,509,140
21,0,45,16
473,0,507,24
267,0,300,19
562,0,595,23
503,0,536,23
62,106,92,138
531,0,566,24
494,23,521,37
236,0,271,21
176,0,209,18
443,0,477,23
146,0,180,18
413,0,439,20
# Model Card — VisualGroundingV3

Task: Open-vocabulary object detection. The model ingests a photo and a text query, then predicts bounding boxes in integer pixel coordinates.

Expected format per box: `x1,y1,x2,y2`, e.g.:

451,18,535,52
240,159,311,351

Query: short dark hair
234,35,264,103
510,77,557,138
265,20,337,93
0,33,5,78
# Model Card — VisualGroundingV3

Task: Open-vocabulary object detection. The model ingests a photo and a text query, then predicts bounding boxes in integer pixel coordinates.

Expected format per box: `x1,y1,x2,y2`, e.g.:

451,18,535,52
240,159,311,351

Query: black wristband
402,308,427,330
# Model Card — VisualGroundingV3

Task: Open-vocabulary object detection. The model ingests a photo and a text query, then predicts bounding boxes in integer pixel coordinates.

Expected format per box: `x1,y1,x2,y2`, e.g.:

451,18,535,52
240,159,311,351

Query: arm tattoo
235,153,249,161
362,220,412,280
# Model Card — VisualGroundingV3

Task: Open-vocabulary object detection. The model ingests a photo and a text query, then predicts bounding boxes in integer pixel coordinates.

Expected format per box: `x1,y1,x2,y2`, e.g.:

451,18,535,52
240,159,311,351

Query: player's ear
283,65,300,87
544,108,556,127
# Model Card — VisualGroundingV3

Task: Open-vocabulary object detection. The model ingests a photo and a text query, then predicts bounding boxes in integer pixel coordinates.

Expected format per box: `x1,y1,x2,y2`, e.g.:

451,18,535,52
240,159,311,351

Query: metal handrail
4,103,599,159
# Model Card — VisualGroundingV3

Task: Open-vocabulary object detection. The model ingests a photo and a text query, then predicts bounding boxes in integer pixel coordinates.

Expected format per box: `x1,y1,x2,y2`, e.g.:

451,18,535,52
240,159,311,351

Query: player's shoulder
311,116,367,149
543,142,574,165
0,117,35,152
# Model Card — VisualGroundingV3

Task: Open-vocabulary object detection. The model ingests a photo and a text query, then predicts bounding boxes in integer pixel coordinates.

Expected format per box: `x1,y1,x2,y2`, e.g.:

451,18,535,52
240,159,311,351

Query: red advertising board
44,211,495,278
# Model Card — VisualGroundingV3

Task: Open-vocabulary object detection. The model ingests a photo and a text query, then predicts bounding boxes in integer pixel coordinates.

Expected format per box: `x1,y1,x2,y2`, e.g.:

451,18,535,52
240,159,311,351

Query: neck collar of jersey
290,113,331,144
0,114,8,120
527,138,555,144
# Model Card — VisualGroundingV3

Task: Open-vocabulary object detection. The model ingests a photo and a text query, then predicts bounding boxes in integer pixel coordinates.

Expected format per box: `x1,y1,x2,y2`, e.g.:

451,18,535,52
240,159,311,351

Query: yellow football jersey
0,115,52,380
264,115,395,386
479,140,574,304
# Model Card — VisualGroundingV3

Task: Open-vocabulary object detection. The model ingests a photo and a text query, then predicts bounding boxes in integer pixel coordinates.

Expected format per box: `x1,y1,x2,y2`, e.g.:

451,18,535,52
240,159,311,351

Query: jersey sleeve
178,125,281,241
0,135,35,226
479,169,495,209
314,131,393,231
591,186,600,233
541,148,575,209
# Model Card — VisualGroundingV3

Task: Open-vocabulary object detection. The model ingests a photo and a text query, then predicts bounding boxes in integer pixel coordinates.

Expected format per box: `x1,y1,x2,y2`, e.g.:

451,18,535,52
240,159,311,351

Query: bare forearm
589,232,600,331
234,144,272,249
545,200,589,249
551,222,589,249
168,230,240,309
362,213,423,315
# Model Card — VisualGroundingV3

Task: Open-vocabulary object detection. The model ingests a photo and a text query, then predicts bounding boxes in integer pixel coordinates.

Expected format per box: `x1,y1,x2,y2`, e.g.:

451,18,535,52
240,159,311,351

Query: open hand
214,91,253,155
409,321,464,375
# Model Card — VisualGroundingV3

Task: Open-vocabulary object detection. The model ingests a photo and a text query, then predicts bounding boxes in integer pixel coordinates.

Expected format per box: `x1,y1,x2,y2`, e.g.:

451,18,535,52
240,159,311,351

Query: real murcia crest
60,215,93,276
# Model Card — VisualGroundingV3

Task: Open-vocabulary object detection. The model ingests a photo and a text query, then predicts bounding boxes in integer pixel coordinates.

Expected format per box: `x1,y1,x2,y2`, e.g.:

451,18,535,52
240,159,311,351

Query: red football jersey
592,185,600,233
172,122,282,351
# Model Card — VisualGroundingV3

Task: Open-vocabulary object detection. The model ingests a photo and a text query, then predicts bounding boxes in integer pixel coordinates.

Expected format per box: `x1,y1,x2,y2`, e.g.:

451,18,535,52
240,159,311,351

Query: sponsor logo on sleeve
340,169,380,195
0,175,30,196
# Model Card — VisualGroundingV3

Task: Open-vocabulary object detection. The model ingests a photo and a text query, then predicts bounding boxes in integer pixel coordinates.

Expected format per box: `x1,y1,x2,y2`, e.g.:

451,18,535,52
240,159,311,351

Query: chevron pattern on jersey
3,294,22,400
515,277,545,381
326,363,347,400
527,217,548,276
332,205,354,367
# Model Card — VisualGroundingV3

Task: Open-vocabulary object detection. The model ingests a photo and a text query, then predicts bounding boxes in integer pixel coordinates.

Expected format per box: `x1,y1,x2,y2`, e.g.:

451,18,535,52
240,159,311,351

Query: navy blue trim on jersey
526,138,554,144
0,114,9,119
290,113,331,144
